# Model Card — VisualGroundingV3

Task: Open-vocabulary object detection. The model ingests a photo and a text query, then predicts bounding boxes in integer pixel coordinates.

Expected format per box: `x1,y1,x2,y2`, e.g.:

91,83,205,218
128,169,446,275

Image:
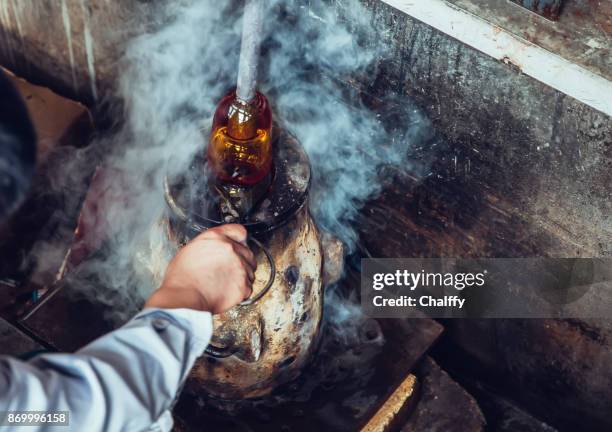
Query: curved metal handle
239,236,276,306
204,343,239,359
203,237,274,359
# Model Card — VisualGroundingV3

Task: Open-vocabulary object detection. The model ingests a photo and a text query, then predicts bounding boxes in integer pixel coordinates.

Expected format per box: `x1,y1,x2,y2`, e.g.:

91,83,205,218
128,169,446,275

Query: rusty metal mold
154,127,324,400
187,207,324,399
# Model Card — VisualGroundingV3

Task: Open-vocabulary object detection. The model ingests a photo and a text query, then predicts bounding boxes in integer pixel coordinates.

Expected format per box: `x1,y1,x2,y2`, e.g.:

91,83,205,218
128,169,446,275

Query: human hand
145,224,256,314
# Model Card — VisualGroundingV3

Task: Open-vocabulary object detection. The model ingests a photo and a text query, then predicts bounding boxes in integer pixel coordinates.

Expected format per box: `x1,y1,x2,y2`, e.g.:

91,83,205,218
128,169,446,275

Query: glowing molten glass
207,89,272,187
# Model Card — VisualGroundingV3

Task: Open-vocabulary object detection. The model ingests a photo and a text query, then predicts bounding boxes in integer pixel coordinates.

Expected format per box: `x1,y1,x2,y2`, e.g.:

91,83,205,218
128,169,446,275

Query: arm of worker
0,224,256,432
0,308,213,432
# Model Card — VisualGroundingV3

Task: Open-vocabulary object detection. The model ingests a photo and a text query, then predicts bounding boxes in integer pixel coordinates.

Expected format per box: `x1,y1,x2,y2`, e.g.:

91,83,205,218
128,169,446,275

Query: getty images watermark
361,258,612,318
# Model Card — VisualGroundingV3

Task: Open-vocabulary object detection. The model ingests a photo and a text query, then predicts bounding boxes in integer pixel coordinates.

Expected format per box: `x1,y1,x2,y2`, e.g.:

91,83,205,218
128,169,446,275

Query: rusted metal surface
174,307,443,431
143,127,321,399
186,207,324,399
321,231,345,286
509,0,564,21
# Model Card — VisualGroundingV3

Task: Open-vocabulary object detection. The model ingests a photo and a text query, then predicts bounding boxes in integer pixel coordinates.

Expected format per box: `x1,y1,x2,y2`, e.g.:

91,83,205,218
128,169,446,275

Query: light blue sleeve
0,308,213,432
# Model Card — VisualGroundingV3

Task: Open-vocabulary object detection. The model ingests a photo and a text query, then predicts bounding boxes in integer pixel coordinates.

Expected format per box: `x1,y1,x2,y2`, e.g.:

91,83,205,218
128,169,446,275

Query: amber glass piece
207,89,272,186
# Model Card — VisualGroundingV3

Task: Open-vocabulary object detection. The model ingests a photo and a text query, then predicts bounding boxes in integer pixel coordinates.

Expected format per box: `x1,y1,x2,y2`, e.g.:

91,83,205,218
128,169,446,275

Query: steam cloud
29,0,433,322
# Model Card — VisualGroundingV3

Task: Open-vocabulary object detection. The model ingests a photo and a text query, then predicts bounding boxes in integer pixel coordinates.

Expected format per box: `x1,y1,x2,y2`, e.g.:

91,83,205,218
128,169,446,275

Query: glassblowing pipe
236,0,264,103
207,0,273,188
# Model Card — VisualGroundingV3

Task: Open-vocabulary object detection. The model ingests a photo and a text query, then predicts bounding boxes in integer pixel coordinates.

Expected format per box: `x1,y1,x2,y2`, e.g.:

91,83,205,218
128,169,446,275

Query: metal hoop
203,238,275,358
239,236,276,306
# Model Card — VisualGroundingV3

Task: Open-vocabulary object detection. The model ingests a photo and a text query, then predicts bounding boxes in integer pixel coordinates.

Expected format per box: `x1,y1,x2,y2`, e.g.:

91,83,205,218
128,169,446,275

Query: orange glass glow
207,89,272,186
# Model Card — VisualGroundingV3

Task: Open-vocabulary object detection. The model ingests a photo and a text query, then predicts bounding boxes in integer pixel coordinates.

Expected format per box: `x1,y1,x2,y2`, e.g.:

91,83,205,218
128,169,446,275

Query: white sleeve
0,308,213,432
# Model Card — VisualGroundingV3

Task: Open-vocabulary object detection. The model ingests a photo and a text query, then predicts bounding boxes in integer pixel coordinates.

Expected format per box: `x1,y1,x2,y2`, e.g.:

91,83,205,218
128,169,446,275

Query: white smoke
29,0,433,321
114,0,430,249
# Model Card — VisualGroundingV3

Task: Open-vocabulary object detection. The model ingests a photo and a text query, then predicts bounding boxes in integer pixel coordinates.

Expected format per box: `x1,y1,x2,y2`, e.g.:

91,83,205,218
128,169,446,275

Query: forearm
0,308,212,432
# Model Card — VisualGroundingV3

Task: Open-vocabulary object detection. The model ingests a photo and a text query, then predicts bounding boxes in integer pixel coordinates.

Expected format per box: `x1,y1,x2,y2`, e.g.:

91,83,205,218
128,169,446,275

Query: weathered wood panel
341,2,611,429
0,0,151,104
